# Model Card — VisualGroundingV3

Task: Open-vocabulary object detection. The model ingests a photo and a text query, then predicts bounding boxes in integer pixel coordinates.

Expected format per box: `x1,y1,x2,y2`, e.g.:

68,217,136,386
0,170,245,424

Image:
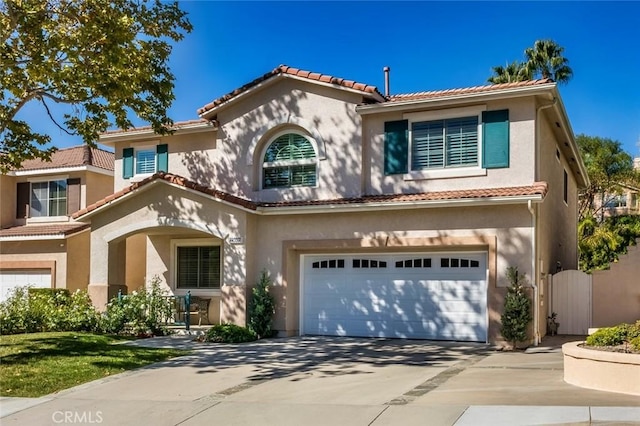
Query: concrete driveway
1,336,639,425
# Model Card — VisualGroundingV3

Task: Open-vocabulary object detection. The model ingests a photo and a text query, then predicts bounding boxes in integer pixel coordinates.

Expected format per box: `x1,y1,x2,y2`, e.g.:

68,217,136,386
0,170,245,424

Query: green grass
0,332,189,397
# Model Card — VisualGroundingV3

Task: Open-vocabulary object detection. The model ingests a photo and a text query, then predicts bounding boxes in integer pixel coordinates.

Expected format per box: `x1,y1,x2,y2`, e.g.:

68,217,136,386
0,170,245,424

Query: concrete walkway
1,335,639,425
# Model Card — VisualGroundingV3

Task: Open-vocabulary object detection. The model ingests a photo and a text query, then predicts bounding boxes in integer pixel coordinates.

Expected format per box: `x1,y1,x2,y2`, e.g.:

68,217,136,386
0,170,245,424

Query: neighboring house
73,65,588,345
0,145,114,300
595,157,640,217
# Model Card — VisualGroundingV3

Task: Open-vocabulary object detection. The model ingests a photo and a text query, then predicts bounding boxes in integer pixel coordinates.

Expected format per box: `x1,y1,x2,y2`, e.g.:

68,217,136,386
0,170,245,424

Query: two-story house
73,65,588,345
0,145,114,300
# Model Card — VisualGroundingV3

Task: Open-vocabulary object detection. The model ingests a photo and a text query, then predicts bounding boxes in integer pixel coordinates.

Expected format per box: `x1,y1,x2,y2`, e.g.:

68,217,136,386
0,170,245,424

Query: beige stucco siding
65,231,90,293
251,204,533,340
363,98,537,195
0,240,67,289
0,174,16,228
87,183,249,292
85,171,116,206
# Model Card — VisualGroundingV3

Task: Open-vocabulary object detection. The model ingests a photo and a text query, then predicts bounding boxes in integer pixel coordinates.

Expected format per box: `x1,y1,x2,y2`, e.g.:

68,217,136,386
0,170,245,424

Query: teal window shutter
482,110,509,169
384,120,408,175
156,144,168,172
123,148,134,178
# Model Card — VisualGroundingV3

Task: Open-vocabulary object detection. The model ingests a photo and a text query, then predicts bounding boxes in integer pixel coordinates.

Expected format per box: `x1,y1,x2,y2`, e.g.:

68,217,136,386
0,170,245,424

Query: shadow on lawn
0,334,186,371
129,336,495,382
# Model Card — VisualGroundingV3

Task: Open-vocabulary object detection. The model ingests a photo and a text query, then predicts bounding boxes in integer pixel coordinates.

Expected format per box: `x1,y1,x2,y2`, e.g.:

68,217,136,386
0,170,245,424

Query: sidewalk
1,335,638,425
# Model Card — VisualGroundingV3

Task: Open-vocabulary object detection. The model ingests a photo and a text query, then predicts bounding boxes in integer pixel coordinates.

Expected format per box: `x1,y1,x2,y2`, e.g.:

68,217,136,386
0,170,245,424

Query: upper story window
263,133,317,189
136,149,156,174
411,117,478,170
16,178,81,220
30,180,67,217
123,144,168,179
384,108,509,177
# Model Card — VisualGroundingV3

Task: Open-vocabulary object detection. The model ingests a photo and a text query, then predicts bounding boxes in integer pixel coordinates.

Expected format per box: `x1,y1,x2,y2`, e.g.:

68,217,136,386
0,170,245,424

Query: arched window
263,133,317,189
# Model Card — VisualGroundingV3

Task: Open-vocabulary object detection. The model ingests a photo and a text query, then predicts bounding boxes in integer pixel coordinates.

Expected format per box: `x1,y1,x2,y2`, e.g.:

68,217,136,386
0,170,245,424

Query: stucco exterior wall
0,240,67,288
250,204,533,340
85,171,116,206
0,174,17,227
592,244,640,327
363,97,537,195
65,231,90,293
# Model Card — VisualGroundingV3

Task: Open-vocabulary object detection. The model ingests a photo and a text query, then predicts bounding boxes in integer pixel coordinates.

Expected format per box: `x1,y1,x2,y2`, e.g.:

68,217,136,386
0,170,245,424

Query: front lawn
0,332,189,397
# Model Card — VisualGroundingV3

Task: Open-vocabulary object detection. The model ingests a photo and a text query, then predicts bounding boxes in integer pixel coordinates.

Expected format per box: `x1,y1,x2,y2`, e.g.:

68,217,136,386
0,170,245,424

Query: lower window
176,246,221,288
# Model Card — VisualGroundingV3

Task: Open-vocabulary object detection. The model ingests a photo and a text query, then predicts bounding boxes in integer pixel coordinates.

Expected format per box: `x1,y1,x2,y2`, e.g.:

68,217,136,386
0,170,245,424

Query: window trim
25,175,70,223
402,106,486,180
260,130,319,190
134,145,157,179
170,238,222,296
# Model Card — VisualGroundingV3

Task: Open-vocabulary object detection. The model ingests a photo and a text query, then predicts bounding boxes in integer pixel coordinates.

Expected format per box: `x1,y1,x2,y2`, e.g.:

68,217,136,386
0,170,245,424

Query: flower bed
563,341,640,396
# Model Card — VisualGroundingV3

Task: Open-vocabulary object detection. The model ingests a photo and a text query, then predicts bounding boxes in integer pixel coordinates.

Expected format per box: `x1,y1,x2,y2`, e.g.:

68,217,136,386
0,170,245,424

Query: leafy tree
501,267,532,349
0,0,192,172
577,134,638,221
579,215,640,272
524,39,573,84
487,61,531,84
248,269,275,339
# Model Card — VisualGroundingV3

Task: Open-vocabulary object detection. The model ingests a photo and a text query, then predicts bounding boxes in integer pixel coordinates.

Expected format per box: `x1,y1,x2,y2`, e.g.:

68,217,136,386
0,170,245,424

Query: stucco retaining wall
563,341,640,396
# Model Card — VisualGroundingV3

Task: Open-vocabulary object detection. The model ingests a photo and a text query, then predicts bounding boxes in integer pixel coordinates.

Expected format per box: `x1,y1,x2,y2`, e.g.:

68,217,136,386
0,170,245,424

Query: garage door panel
303,253,487,342
0,270,52,302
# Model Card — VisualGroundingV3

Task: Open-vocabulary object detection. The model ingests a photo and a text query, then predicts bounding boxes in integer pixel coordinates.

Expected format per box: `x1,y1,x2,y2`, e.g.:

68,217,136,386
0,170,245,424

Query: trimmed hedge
586,321,640,350
204,324,257,343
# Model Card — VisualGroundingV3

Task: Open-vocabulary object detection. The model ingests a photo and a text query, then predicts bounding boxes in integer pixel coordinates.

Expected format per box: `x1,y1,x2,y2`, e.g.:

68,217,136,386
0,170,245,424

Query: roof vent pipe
383,66,390,97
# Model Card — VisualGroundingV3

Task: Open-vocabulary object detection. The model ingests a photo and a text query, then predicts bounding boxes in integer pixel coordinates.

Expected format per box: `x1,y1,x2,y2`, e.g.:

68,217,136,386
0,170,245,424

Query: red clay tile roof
17,145,114,172
101,119,211,136
0,223,90,238
387,79,555,102
73,172,548,219
197,65,384,115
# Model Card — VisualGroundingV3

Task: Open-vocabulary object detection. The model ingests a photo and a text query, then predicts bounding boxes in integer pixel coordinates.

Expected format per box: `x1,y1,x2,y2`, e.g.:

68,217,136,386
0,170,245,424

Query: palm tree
487,61,532,84
524,39,573,84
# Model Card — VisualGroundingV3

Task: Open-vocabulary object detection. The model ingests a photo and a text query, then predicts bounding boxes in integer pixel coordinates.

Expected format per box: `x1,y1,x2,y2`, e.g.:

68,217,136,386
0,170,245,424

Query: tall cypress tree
501,267,533,349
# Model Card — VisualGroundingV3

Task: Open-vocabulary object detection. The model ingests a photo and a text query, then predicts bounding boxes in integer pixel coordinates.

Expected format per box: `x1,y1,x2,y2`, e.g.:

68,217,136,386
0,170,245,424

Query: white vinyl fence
550,270,592,335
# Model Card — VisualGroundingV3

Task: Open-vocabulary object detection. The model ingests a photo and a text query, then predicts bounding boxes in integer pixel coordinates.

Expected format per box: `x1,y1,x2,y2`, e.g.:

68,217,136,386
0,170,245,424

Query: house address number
228,237,244,244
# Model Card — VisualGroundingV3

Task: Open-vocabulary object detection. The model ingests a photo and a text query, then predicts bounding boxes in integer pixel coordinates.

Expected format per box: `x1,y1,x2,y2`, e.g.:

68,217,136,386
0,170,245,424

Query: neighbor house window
263,133,317,189
411,116,479,170
605,194,627,209
30,180,67,217
176,245,221,289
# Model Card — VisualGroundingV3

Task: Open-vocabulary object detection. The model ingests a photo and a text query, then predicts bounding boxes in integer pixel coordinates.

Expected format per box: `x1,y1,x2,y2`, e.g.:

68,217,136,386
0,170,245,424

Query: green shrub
248,269,275,339
501,267,532,348
0,286,100,335
205,323,257,343
630,336,640,352
586,322,640,347
99,276,174,336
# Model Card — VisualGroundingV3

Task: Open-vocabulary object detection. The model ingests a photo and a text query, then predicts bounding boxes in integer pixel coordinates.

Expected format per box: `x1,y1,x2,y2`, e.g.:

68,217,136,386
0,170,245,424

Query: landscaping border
563,341,640,396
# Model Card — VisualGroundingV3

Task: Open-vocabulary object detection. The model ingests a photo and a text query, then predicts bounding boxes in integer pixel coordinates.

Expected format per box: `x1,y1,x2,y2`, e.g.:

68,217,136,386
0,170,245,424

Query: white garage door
0,270,52,302
302,252,487,342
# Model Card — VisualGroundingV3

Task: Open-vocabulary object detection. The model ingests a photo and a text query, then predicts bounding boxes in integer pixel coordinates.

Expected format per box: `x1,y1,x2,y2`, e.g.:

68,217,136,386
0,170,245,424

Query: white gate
550,270,592,335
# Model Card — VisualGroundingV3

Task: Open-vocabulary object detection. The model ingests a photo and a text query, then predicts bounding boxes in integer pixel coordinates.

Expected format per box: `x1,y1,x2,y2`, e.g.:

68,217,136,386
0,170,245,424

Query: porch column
220,285,246,326
88,236,127,311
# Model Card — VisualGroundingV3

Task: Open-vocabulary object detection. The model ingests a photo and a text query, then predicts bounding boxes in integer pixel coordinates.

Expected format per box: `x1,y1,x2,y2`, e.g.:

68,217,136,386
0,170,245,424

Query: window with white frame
411,116,479,170
263,133,317,189
176,244,221,289
135,148,156,175
30,180,67,217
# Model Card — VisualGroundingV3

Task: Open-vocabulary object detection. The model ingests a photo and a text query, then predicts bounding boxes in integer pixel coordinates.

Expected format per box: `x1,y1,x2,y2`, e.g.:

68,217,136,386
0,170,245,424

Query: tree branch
40,97,76,136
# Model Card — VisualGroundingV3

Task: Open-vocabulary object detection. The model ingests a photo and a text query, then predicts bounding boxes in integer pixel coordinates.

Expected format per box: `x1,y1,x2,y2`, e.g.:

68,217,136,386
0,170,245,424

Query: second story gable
100,65,587,205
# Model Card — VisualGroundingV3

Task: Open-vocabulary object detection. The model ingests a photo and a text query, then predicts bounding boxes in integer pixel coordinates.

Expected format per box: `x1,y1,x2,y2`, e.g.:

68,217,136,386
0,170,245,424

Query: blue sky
28,1,640,157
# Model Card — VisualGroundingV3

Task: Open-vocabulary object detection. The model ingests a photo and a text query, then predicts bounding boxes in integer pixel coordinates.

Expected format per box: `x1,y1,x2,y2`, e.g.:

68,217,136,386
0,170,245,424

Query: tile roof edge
73,174,548,220
197,64,384,116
